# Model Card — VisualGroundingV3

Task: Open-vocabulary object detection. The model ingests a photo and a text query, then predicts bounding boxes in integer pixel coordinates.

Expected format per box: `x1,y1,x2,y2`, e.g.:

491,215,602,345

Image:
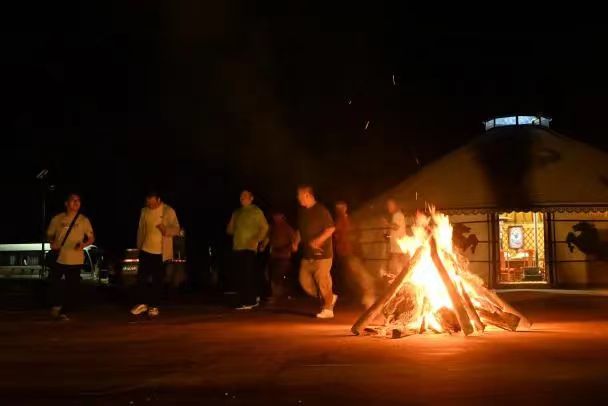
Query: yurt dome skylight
483,115,551,131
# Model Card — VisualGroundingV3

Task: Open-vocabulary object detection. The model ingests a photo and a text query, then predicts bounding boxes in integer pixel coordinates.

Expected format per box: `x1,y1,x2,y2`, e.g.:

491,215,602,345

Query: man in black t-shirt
294,185,338,319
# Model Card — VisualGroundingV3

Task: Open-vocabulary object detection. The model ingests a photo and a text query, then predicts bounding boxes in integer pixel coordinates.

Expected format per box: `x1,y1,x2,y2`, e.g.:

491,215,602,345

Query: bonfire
352,209,531,338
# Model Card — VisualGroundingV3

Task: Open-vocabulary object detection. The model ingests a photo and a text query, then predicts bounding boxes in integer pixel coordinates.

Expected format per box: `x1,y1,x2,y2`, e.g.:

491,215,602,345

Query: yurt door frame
490,212,554,288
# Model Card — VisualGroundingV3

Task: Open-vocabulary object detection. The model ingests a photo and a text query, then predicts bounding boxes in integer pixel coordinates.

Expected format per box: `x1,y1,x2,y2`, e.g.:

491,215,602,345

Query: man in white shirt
46,193,95,321
385,198,409,278
131,191,181,318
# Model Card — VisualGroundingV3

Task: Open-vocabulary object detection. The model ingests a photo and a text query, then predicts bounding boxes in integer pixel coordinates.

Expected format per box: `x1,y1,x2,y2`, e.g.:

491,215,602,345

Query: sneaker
236,302,260,311
130,304,148,315
58,313,70,322
50,306,62,319
316,309,334,319
148,307,159,317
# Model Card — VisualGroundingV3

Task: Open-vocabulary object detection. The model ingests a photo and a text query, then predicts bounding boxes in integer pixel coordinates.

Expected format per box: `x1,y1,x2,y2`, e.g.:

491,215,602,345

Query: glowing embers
352,209,531,339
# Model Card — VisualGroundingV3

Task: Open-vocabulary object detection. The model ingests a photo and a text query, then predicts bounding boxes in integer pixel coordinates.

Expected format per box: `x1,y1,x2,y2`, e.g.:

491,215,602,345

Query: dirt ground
1,289,608,405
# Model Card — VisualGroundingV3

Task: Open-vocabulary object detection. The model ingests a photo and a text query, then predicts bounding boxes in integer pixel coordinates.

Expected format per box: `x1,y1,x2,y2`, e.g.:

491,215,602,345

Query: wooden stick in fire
351,244,426,335
445,251,531,329
478,309,520,331
459,281,485,333
484,290,532,329
429,237,474,336
462,275,531,329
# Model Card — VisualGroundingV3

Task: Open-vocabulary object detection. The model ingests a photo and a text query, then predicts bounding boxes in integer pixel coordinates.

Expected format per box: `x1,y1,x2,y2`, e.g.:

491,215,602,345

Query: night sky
4,3,607,261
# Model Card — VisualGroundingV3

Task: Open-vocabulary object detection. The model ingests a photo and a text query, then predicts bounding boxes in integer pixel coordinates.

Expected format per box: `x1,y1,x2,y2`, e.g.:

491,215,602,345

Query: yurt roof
357,125,608,215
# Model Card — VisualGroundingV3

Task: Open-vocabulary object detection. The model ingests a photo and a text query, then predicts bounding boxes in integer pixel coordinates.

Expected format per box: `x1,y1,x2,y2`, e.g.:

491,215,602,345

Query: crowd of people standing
226,185,411,319
45,186,411,321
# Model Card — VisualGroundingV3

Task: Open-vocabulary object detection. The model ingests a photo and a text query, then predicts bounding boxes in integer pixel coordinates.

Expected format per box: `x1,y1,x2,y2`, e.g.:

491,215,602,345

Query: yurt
355,116,608,288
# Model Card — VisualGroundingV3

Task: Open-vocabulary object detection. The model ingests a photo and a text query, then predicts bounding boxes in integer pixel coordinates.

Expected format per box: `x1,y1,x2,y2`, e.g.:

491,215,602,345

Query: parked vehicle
0,243,49,280
0,243,110,284
112,248,139,286
115,234,187,286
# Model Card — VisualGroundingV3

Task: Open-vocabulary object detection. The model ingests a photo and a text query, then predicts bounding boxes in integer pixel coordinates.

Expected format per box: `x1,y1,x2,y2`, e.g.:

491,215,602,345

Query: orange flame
396,208,478,332
353,207,529,338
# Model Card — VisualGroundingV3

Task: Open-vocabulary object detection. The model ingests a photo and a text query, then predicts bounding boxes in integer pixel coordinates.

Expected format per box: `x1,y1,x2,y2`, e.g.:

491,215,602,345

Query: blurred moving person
266,212,297,305
131,191,181,318
47,193,95,321
334,201,375,308
226,190,269,310
294,185,337,319
384,198,409,281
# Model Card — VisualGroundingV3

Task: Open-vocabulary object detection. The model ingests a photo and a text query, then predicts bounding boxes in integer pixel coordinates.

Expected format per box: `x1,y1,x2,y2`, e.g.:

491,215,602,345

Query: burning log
459,282,485,333
363,328,379,336
391,328,415,339
435,307,461,333
478,309,520,331
351,245,426,335
484,290,532,329
445,251,531,329
429,238,474,336
383,283,419,324
418,297,431,334
351,208,529,339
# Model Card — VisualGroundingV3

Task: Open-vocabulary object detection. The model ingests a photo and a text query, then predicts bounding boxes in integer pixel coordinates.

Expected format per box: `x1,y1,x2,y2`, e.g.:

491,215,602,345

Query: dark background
3,3,607,271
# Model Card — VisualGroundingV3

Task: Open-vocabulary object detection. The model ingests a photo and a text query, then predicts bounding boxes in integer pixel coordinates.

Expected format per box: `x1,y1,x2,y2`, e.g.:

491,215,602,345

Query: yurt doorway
497,212,549,284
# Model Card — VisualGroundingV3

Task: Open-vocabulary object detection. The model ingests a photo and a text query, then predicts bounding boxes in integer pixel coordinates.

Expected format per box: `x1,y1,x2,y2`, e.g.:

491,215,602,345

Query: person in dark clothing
266,212,296,304
294,185,337,319
334,201,376,308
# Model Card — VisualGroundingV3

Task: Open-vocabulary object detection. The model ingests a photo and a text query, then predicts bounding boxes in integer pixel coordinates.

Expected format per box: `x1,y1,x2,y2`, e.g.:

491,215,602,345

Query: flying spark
364,120,370,130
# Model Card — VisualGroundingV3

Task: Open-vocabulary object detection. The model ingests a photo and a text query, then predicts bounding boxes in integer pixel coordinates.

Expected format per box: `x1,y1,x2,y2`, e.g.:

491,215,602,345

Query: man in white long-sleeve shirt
131,191,181,318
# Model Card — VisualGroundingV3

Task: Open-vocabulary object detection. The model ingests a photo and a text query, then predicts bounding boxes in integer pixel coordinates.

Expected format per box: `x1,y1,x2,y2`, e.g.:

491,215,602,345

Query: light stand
36,169,50,277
